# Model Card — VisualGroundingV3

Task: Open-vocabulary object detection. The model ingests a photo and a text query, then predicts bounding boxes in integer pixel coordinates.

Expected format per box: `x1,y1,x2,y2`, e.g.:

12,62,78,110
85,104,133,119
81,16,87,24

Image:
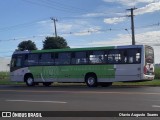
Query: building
0,58,10,71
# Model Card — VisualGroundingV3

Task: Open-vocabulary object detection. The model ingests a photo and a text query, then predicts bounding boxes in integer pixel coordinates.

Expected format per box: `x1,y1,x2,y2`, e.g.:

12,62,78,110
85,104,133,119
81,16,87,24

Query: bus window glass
28,54,39,66
71,52,88,64
11,55,23,67
136,52,141,63
89,51,104,64
39,53,54,65
120,50,127,63
127,49,141,63
16,57,22,67
11,57,16,68
107,50,121,64
55,53,71,65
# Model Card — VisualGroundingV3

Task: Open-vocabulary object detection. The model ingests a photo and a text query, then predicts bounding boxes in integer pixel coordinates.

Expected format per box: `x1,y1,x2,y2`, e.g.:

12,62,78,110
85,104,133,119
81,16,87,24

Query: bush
0,72,9,80
155,67,160,79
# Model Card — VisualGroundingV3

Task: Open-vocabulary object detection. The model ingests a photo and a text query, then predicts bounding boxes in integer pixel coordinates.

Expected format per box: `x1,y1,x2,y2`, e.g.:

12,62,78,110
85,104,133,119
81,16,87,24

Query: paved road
0,85,160,112
1,85,160,119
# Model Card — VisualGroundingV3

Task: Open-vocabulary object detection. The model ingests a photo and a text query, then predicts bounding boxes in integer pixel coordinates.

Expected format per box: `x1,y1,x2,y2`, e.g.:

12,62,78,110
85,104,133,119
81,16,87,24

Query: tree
17,40,37,51
43,36,70,49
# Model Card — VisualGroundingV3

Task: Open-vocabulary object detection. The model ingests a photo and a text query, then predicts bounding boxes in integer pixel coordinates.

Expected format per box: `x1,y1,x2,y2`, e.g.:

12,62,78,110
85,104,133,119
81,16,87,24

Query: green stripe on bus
29,65,115,79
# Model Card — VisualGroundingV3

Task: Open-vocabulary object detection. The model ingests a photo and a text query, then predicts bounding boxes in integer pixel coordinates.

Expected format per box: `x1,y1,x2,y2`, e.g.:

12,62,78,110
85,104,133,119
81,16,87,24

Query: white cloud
135,31,160,44
37,20,73,33
82,13,107,17
57,23,73,32
89,30,160,46
104,17,126,24
135,1,160,15
103,1,160,24
88,30,160,63
38,19,102,36
89,35,131,46
73,27,101,36
37,20,50,24
103,0,156,6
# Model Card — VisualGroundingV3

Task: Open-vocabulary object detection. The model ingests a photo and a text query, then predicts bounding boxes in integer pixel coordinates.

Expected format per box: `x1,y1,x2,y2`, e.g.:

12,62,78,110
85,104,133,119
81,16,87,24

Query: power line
0,16,126,32
135,22,160,29
0,51,13,53
125,28,132,39
0,35,49,42
0,17,49,32
45,0,89,13
23,0,87,14
0,28,122,42
0,12,158,33
0,21,160,43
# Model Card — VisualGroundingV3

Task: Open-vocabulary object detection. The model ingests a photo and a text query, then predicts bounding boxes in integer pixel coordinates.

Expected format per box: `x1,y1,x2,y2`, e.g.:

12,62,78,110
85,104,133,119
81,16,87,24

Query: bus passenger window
129,57,133,63
127,49,141,64
136,52,141,63
27,54,39,66
107,50,121,64
88,51,104,64
71,52,88,64
55,53,71,65
39,53,54,65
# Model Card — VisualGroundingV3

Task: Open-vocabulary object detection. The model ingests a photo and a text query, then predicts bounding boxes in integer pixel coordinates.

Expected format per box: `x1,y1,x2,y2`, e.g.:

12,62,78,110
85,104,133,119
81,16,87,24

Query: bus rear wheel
85,74,97,87
25,76,35,86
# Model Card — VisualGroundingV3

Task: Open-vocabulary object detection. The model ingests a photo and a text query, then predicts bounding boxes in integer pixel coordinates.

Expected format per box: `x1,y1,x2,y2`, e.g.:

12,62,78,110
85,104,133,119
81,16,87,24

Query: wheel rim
88,77,95,86
27,78,33,85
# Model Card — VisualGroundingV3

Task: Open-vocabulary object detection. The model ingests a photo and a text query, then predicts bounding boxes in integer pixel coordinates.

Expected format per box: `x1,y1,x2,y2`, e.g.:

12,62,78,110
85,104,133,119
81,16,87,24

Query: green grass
0,72,10,84
0,72,25,85
113,79,160,86
0,78,24,85
155,67,160,79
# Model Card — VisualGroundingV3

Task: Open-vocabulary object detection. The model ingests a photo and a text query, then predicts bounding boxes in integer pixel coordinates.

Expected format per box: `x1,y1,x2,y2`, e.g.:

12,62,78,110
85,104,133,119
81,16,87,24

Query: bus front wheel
25,76,35,86
85,74,97,87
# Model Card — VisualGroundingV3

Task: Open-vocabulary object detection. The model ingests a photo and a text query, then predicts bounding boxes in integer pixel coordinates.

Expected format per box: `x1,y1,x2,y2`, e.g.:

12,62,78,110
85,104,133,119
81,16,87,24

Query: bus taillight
144,66,147,74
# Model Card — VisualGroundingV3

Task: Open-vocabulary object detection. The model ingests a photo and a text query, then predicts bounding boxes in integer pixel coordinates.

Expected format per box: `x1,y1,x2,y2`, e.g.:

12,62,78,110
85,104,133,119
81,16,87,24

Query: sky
0,0,160,71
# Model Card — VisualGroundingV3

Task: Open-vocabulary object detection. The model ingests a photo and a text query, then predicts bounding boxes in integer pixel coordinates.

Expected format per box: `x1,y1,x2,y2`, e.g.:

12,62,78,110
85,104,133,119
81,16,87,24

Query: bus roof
13,45,144,54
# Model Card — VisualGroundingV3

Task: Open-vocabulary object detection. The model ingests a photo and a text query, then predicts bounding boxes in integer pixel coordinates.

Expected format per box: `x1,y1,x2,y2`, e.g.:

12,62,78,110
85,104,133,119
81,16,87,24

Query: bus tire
100,82,112,87
25,75,35,86
43,82,52,87
85,74,97,87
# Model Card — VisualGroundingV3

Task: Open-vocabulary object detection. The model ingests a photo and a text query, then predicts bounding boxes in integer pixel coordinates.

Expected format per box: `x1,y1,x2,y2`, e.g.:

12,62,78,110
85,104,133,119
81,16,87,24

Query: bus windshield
144,46,154,76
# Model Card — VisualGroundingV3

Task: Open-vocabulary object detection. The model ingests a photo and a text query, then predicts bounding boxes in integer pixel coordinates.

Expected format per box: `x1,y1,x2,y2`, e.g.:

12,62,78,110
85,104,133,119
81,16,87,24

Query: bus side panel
42,66,59,82
10,67,29,82
29,66,42,82
56,65,115,82
33,65,115,83
115,64,141,82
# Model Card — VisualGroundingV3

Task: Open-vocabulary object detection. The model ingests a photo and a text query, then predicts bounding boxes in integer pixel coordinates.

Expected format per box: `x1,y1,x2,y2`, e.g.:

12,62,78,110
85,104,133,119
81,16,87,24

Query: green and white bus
10,45,155,87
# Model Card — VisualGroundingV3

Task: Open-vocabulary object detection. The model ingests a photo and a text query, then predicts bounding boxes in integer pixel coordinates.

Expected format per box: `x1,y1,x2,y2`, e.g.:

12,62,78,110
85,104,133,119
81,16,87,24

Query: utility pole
51,17,58,37
127,7,137,45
